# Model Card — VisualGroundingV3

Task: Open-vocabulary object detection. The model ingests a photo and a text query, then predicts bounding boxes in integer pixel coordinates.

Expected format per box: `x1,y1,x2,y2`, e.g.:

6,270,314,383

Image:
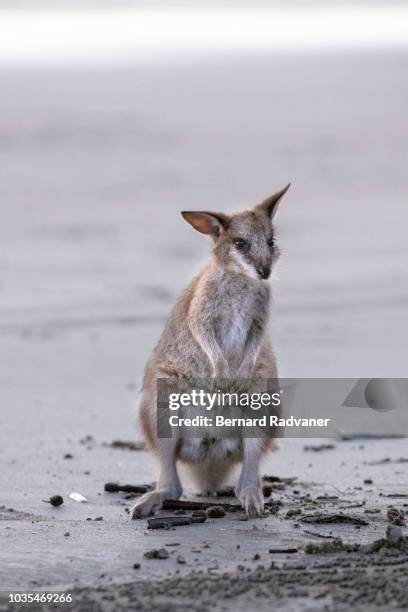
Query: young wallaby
131,184,290,519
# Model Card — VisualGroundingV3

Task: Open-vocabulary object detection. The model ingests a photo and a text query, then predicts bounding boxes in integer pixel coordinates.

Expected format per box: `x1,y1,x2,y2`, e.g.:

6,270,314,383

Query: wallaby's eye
234,238,249,251
267,237,275,249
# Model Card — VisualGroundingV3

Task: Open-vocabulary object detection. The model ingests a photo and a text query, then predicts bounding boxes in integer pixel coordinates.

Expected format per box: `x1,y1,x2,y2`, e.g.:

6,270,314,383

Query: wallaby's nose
257,265,271,280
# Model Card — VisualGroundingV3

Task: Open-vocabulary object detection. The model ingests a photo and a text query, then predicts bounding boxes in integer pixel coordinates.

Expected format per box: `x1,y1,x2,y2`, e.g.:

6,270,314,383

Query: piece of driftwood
300,513,369,526
268,548,298,554
263,475,297,485
109,440,145,451
162,499,241,512
147,513,207,529
104,482,151,494
382,493,408,499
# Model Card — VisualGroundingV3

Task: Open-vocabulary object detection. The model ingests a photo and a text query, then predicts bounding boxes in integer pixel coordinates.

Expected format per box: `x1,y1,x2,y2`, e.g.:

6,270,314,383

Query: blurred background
1,1,407,444
1,3,408,591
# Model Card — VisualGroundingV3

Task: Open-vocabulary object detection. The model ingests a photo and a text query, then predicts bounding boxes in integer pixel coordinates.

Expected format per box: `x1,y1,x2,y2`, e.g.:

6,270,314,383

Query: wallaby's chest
213,276,269,353
216,303,251,354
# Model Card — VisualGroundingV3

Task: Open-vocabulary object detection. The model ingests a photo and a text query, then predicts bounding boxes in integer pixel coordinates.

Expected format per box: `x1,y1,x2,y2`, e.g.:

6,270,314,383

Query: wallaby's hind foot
130,486,182,519
131,438,182,518
235,439,265,517
236,485,264,517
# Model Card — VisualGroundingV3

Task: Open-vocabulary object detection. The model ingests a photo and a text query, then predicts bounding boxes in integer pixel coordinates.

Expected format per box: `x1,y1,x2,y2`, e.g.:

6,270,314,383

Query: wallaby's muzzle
257,264,271,280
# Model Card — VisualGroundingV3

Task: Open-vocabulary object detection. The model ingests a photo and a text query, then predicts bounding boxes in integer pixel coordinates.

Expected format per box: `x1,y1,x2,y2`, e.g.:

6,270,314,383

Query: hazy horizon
0,4,407,67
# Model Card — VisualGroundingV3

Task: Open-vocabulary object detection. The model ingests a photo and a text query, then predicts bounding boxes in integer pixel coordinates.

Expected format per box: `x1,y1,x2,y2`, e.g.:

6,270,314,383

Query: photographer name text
168,415,331,428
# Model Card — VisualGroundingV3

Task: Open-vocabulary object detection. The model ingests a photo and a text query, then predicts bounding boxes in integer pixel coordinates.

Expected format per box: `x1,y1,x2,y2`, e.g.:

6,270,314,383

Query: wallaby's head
181,184,290,281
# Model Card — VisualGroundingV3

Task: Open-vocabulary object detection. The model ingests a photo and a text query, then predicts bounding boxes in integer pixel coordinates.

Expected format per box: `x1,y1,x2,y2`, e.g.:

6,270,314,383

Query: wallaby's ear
181,211,228,237
256,183,291,219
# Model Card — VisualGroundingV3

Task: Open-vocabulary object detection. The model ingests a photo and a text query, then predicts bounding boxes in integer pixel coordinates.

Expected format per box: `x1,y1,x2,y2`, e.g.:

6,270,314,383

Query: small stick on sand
162,499,241,512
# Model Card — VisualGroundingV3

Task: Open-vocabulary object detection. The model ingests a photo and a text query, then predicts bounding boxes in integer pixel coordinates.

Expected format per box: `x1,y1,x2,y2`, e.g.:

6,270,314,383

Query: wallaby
131,184,290,519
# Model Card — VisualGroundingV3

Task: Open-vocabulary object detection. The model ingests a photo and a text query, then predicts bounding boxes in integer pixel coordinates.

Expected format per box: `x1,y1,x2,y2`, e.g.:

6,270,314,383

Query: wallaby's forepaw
237,485,264,518
130,488,182,519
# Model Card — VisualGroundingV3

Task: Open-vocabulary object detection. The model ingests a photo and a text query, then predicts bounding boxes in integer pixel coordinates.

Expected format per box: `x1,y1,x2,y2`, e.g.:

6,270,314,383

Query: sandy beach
1,18,408,609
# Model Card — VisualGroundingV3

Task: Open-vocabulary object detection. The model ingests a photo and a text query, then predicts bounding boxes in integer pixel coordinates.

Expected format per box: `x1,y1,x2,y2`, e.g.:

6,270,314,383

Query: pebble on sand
144,548,169,560
206,506,226,518
44,495,64,507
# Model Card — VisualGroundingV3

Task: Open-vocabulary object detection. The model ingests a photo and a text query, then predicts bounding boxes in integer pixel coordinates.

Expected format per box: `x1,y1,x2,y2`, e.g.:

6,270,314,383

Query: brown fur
131,185,290,519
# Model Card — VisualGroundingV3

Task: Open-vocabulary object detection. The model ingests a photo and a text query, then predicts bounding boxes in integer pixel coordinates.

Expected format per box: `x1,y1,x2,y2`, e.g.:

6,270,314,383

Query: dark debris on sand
143,548,170,560
300,513,369,526
17,535,408,612
107,440,145,451
104,482,152,494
